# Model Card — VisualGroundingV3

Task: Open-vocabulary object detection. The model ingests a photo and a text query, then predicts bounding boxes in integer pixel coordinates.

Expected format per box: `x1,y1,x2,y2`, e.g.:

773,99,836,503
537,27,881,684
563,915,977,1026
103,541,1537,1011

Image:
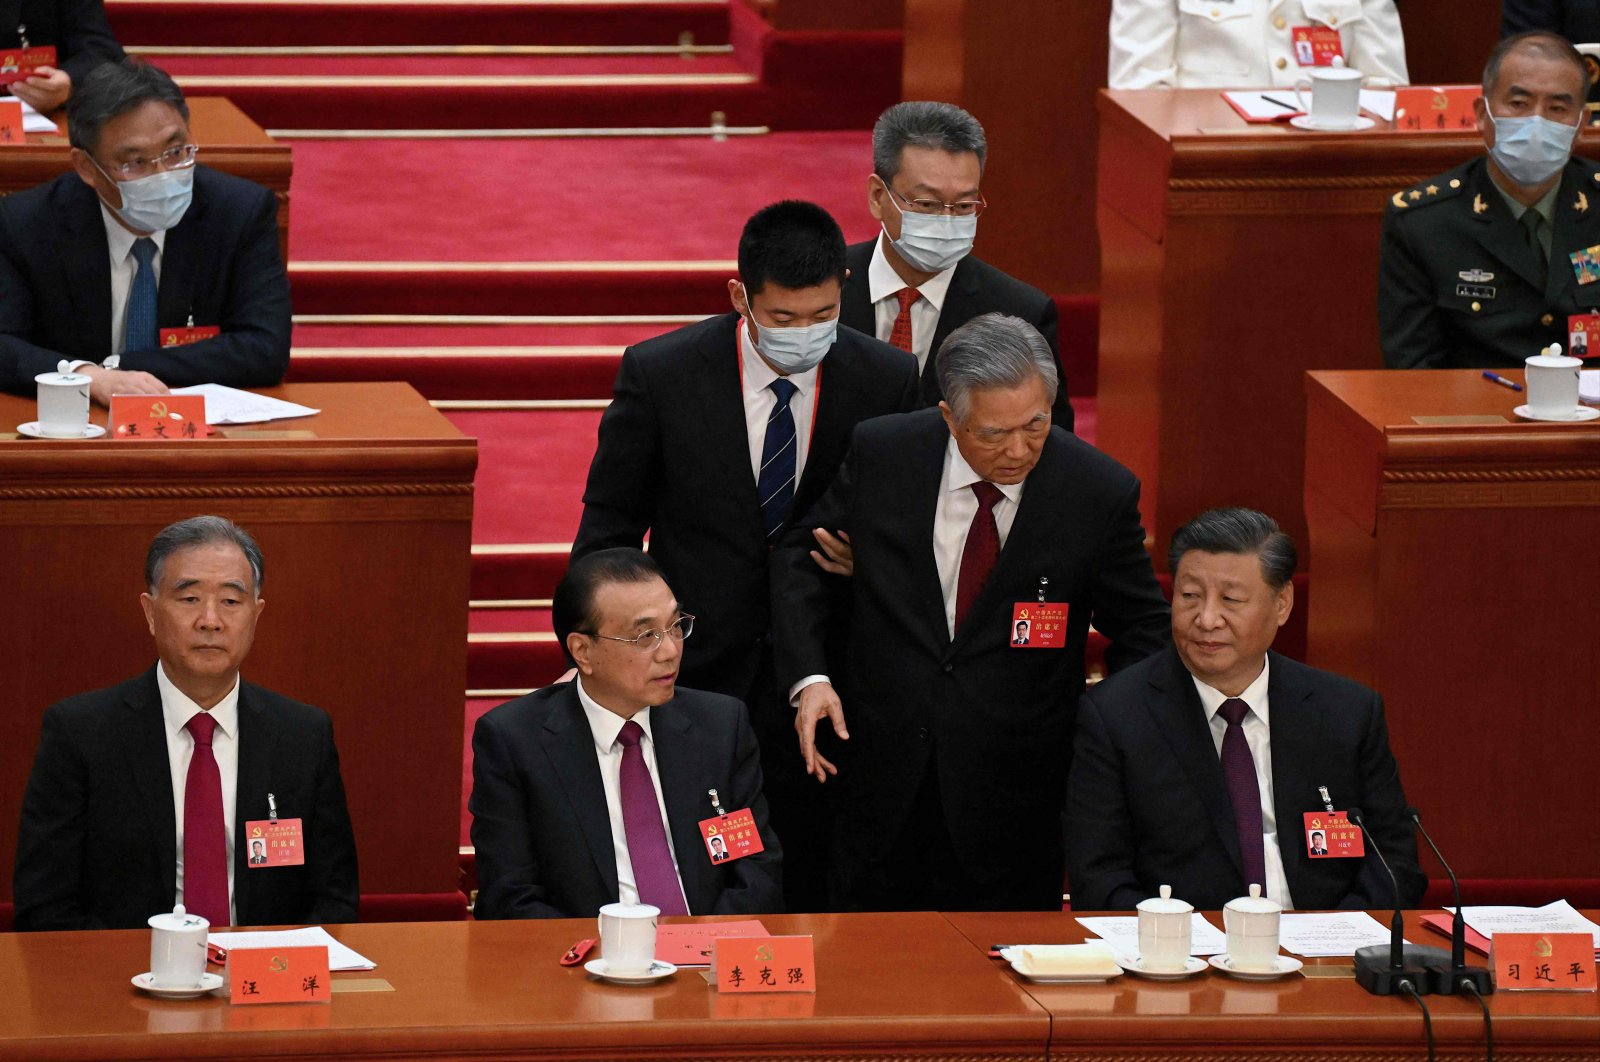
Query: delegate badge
0,46,58,86
243,818,305,867
1569,314,1600,359
699,808,765,865
160,325,221,346
1291,26,1344,67
1010,602,1067,649
1303,811,1364,859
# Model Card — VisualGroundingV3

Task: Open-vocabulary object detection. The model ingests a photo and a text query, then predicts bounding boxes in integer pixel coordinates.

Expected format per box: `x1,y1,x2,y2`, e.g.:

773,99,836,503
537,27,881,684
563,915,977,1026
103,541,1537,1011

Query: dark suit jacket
0,0,125,85
0,165,291,393
839,239,1074,432
13,667,360,931
572,311,919,702
770,409,1170,904
1379,156,1600,369
469,682,784,919
1064,647,1427,912
1502,0,1600,41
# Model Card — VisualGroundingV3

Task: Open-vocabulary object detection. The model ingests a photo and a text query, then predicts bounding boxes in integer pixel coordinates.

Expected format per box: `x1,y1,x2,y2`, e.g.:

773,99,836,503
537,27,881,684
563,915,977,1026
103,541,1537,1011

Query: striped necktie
758,378,799,539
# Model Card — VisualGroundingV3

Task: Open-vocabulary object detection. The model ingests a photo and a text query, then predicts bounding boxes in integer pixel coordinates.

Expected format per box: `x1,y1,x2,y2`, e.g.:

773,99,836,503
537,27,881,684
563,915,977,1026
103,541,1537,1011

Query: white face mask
750,316,837,374
95,163,195,234
884,189,978,273
1488,111,1580,187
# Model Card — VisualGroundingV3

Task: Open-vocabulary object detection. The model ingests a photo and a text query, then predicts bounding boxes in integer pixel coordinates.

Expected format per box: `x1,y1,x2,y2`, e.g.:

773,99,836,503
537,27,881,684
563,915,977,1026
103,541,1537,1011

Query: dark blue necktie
758,378,799,539
125,237,159,354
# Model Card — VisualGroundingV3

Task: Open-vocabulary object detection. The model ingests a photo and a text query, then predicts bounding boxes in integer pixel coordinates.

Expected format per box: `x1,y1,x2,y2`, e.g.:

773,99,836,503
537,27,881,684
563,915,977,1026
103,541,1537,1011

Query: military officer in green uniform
1380,31,1600,369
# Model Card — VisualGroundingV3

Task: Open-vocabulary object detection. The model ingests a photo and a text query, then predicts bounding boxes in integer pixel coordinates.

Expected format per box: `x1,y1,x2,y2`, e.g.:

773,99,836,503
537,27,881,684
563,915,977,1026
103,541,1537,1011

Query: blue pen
1482,370,1523,392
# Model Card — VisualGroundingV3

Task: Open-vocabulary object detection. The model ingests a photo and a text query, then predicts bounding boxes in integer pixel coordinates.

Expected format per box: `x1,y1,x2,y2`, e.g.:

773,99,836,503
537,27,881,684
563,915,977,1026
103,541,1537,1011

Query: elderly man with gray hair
14,515,359,931
771,313,1169,912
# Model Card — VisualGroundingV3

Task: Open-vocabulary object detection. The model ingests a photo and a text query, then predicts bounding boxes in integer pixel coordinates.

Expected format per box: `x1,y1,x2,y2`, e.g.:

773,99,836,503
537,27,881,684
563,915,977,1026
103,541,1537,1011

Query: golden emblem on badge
151,401,168,418
1535,936,1555,958
1473,195,1489,215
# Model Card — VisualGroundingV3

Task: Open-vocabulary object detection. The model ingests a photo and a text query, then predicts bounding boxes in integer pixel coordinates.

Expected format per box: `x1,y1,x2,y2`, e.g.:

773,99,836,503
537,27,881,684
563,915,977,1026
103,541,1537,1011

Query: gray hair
67,60,189,155
145,515,264,594
873,101,988,183
1482,30,1588,97
936,313,1059,421
1168,508,1297,589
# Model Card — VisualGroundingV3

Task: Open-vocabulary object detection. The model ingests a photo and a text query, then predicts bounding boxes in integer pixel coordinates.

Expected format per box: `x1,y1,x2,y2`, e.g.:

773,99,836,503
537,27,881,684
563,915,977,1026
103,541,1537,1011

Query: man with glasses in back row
0,59,290,401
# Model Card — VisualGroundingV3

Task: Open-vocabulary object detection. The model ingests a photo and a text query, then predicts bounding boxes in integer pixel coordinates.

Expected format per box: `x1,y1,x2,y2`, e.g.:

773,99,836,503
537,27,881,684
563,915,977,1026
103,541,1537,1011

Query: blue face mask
750,316,837,374
1489,111,1579,187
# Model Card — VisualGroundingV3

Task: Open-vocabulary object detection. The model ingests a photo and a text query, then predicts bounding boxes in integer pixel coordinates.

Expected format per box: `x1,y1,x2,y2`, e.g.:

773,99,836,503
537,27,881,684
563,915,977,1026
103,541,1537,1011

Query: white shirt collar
99,200,167,263
575,676,653,753
739,317,822,401
1192,656,1272,725
867,231,956,310
156,660,240,740
942,433,1025,505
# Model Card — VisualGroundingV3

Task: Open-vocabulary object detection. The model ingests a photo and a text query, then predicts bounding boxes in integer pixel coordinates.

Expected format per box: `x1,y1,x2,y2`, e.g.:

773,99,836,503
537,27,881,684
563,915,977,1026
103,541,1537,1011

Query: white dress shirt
158,662,239,923
1192,658,1294,909
576,678,691,913
932,434,1023,639
740,319,821,487
867,232,957,371
101,202,166,357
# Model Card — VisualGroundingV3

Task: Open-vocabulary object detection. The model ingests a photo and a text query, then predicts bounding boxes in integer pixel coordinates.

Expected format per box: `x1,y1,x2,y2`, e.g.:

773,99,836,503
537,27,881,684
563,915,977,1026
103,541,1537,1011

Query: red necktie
183,712,230,926
616,720,689,915
1218,698,1268,897
953,481,1004,632
888,287,919,353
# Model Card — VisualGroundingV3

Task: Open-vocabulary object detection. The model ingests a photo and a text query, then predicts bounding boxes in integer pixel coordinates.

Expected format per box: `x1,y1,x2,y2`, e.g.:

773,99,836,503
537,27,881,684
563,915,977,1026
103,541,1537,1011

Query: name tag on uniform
699,809,765,865
1571,245,1600,286
1291,26,1343,67
160,325,221,346
1303,811,1364,858
1010,603,1067,649
1570,314,1600,359
244,818,305,867
1456,283,1496,300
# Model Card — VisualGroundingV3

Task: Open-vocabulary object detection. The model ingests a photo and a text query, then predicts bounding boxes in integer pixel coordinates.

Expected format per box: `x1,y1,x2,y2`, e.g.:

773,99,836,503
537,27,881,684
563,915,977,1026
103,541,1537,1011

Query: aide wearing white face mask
0,60,290,403
1379,32,1600,370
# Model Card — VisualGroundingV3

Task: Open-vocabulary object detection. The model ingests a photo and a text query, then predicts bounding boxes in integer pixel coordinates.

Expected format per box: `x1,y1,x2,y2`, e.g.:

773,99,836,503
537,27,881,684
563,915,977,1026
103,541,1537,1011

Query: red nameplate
1011,603,1067,648
1492,933,1597,992
0,99,20,145
1394,87,1480,132
654,919,768,966
1569,314,1600,360
160,325,221,347
713,935,816,993
110,394,206,440
698,809,765,864
0,46,57,86
1291,26,1343,67
229,946,331,1005
243,818,305,868
1303,811,1364,858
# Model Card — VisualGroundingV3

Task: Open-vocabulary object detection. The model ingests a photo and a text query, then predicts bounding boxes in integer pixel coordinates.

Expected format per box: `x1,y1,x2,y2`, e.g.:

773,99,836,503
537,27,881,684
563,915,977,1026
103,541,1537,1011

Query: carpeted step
442,407,602,542
290,321,691,348
468,632,567,690
469,607,553,632
147,52,745,77
109,0,733,48
289,346,623,399
471,544,569,601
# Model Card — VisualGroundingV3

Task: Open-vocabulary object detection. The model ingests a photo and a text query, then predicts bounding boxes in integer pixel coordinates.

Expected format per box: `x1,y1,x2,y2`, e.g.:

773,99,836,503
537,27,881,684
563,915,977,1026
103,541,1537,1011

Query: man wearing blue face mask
573,200,919,912
839,102,1075,432
0,60,290,402
1379,32,1600,369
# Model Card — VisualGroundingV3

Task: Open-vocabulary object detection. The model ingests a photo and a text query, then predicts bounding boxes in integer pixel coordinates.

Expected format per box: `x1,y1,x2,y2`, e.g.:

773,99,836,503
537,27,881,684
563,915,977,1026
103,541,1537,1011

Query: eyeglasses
98,143,199,181
888,185,987,218
585,614,695,653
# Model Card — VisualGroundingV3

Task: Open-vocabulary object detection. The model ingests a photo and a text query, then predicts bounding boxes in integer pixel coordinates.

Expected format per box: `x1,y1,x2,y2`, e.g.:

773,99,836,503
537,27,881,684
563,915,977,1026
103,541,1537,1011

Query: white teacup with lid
34,359,91,438
1136,884,1194,972
1525,343,1583,418
1223,884,1283,972
148,903,210,989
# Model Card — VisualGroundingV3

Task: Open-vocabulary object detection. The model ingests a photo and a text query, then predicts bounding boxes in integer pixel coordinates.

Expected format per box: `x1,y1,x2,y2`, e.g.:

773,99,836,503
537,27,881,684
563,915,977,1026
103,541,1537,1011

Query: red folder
1420,913,1492,956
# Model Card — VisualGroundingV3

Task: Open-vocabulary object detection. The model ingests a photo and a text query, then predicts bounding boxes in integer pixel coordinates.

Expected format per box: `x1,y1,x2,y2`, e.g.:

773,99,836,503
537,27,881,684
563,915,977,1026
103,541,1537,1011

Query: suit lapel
538,687,620,896
230,682,277,924
794,336,854,504
646,700,708,913
157,179,206,329
1144,649,1245,878
907,415,954,651
123,669,179,906
1470,163,1549,293
1265,655,1322,904
695,316,765,526
839,241,876,337
62,189,113,358
923,258,983,401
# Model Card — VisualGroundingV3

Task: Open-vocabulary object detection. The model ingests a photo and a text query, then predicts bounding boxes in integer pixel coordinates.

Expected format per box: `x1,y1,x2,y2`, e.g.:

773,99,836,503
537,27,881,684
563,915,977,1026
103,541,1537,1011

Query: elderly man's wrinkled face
140,542,263,698
939,375,1051,484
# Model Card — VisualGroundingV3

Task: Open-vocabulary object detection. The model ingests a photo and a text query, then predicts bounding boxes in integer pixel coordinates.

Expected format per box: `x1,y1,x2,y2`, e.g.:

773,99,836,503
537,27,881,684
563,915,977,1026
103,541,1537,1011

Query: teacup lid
147,903,209,932
36,359,88,385
1528,344,1581,368
1137,884,1193,915
1224,883,1282,914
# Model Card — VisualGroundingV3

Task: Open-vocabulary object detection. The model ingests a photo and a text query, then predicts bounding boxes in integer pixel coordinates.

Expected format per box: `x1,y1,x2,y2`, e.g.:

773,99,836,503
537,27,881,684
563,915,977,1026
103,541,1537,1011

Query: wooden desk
0,382,475,914
1095,87,1600,563
947,909,1600,1058
0,97,292,258
0,913,1051,1060
1304,369,1600,885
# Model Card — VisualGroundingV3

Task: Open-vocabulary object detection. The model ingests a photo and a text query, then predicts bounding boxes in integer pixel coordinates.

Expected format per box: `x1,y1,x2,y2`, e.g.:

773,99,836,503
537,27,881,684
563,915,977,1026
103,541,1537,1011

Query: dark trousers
744,656,835,913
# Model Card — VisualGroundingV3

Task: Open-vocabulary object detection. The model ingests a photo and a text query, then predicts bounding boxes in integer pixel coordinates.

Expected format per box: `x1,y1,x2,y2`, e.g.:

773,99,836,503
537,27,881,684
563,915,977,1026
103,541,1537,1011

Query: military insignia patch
1458,269,1495,283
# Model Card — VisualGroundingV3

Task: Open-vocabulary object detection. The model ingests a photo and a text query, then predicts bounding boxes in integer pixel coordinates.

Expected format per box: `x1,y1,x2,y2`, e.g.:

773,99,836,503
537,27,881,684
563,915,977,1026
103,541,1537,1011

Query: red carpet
443,408,602,543
288,263,731,316
290,323,686,347
150,53,746,78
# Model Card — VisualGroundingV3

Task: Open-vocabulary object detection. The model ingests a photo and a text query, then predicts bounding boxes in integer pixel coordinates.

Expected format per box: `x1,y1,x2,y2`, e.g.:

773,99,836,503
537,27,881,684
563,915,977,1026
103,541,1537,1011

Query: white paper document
1277,911,1407,957
1075,913,1227,957
1449,900,1600,949
171,383,320,425
1358,89,1398,122
1580,368,1600,404
1221,88,1395,122
6,96,59,133
210,926,376,971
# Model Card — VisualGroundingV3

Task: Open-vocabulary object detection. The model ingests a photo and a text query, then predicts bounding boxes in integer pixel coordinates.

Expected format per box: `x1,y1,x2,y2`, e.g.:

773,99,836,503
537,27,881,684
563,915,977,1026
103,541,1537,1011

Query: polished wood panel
947,909,1600,1058
0,913,1051,1060
1399,2,1501,87
0,383,476,909
1096,88,1600,562
1305,369,1600,883
0,97,292,259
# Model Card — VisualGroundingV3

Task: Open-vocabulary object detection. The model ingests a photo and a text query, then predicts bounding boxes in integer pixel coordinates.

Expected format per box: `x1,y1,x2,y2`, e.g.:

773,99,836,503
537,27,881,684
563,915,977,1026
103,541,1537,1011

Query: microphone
1348,806,1440,996
1409,807,1494,996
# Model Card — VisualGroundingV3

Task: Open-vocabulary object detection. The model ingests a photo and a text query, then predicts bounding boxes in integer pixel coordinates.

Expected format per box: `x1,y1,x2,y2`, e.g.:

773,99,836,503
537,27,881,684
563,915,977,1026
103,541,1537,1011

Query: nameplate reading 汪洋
229,946,332,1005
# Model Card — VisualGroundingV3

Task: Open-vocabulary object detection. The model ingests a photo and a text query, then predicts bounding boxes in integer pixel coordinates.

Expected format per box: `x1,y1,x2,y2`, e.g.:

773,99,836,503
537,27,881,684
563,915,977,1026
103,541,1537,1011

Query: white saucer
17,421,106,439
1116,955,1210,980
131,971,224,999
1207,954,1304,981
583,958,677,985
999,948,1121,984
1289,115,1375,132
1513,404,1600,422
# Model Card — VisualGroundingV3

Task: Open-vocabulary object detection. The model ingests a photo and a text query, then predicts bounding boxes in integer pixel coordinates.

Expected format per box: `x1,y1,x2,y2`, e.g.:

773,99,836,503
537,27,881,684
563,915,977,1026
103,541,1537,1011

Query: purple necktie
1218,698,1267,898
615,720,688,915
183,712,230,926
